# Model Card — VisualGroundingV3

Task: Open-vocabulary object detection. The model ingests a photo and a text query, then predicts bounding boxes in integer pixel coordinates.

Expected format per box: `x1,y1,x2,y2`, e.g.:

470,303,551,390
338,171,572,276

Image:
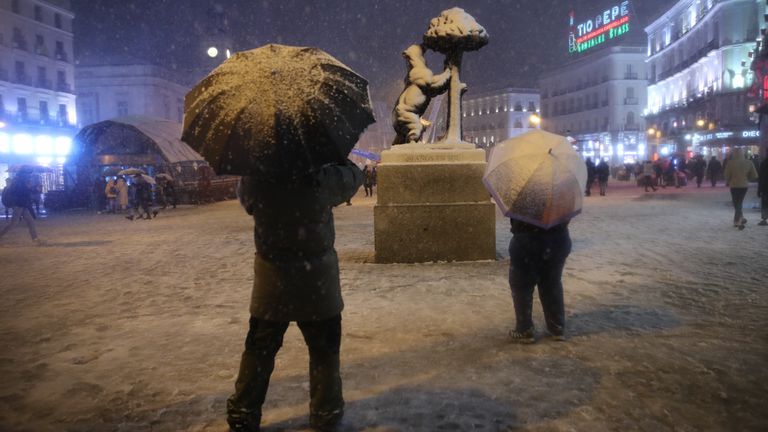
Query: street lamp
529,114,541,127
207,46,219,58
696,119,706,128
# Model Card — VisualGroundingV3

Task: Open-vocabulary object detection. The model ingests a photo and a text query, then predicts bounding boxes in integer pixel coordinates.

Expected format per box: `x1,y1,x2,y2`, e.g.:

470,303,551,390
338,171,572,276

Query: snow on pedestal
374,143,495,263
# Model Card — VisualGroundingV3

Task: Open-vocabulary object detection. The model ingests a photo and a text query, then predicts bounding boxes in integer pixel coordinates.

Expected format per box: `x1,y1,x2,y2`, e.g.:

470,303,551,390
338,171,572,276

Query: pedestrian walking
724,148,758,230
228,161,363,431
163,179,177,209
691,155,706,188
0,169,45,245
707,156,722,187
585,157,595,196
642,160,657,192
596,158,610,196
758,156,768,226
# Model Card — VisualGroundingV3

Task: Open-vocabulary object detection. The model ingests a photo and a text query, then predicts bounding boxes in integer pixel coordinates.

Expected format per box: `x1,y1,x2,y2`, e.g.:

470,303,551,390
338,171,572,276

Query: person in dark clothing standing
362,165,375,197
595,158,610,196
227,161,362,432
162,179,177,209
691,155,706,187
758,156,768,226
584,157,595,196
707,156,722,187
508,219,572,343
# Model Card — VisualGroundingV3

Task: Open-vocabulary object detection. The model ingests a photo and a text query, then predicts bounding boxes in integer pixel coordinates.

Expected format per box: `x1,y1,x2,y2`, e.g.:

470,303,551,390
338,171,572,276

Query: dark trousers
762,194,768,220
508,229,572,334
227,314,343,430
730,187,748,224
643,175,656,191
585,177,594,196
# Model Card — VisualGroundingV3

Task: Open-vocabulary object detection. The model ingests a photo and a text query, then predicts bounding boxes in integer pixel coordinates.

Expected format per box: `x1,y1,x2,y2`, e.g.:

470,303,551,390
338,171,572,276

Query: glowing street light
528,114,541,126
647,127,656,135
207,46,219,58
696,119,706,127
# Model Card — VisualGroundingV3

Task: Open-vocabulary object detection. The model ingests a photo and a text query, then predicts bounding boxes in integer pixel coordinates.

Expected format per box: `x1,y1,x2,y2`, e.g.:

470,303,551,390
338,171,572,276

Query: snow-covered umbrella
131,173,156,185
182,44,376,177
118,168,146,176
482,130,587,229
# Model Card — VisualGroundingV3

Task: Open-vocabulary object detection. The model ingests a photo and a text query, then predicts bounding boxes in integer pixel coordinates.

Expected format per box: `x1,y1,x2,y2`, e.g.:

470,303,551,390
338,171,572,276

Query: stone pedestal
374,143,496,263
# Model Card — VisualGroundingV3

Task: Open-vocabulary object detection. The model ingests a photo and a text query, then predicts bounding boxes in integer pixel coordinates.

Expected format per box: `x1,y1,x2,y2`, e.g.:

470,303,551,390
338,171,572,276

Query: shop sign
568,1,631,54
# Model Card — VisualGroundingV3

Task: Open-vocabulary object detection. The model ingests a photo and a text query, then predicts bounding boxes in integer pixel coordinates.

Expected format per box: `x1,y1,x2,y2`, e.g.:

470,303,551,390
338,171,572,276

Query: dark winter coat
596,161,610,182
3,176,33,208
238,161,363,322
707,158,722,178
585,159,596,181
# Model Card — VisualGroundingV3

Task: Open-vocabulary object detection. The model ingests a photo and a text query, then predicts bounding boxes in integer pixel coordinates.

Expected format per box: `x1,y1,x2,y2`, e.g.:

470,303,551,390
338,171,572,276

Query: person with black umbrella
182,44,374,432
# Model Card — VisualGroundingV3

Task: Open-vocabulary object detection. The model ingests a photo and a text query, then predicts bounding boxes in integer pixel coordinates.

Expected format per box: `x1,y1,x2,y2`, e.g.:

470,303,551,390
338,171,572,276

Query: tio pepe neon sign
569,1,631,54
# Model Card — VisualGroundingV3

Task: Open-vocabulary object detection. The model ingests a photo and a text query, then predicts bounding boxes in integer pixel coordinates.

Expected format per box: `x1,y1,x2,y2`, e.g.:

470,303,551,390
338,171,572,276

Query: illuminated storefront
644,0,762,160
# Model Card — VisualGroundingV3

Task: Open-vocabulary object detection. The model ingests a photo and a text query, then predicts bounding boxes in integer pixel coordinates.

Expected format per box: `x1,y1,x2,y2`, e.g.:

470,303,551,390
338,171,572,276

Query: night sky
71,0,670,100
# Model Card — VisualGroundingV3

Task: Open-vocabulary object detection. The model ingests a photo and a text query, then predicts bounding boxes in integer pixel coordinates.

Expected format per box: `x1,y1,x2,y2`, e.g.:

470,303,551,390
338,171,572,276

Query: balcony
36,79,53,90
623,72,639,80
35,44,49,57
14,74,31,86
56,82,73,93
623,124,640,131
12,38,28,51
55,50,69,62
624,97,639,105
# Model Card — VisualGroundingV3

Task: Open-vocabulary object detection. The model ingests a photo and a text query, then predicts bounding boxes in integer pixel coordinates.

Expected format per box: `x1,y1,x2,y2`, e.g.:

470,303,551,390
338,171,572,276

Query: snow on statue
392,44,451,145
423,7,488,145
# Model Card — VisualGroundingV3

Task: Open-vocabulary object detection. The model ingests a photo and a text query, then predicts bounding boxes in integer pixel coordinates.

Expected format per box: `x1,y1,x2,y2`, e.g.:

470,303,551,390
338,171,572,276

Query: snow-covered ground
1,182,766,432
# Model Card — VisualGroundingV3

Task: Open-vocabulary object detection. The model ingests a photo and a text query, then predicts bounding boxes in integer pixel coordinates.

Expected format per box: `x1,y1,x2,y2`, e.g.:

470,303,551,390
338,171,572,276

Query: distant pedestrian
105,178,119,213
117,176,129,212
707,156,722,187
758,156,768,226
724,148,758,230
596,158,610,196
642,160,657,192
0,169,44,245
363,165,375,196
161,178,177,209
585,157,595,196
691,155,706,188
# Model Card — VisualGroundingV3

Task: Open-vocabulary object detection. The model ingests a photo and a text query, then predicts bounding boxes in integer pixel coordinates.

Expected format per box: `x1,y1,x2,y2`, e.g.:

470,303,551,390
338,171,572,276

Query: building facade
644,0,762,159
0,0,77,191
540,46,648,164
460,88,540,150
75,63,189,127
428,88,540,152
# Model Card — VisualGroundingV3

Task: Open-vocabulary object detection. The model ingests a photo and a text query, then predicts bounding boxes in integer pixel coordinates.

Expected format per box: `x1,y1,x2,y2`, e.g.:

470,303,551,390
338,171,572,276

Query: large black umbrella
182,44,375,177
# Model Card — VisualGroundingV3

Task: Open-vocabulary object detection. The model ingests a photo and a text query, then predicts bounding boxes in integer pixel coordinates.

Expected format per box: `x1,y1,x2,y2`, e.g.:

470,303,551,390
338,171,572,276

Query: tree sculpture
423,8,489,145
